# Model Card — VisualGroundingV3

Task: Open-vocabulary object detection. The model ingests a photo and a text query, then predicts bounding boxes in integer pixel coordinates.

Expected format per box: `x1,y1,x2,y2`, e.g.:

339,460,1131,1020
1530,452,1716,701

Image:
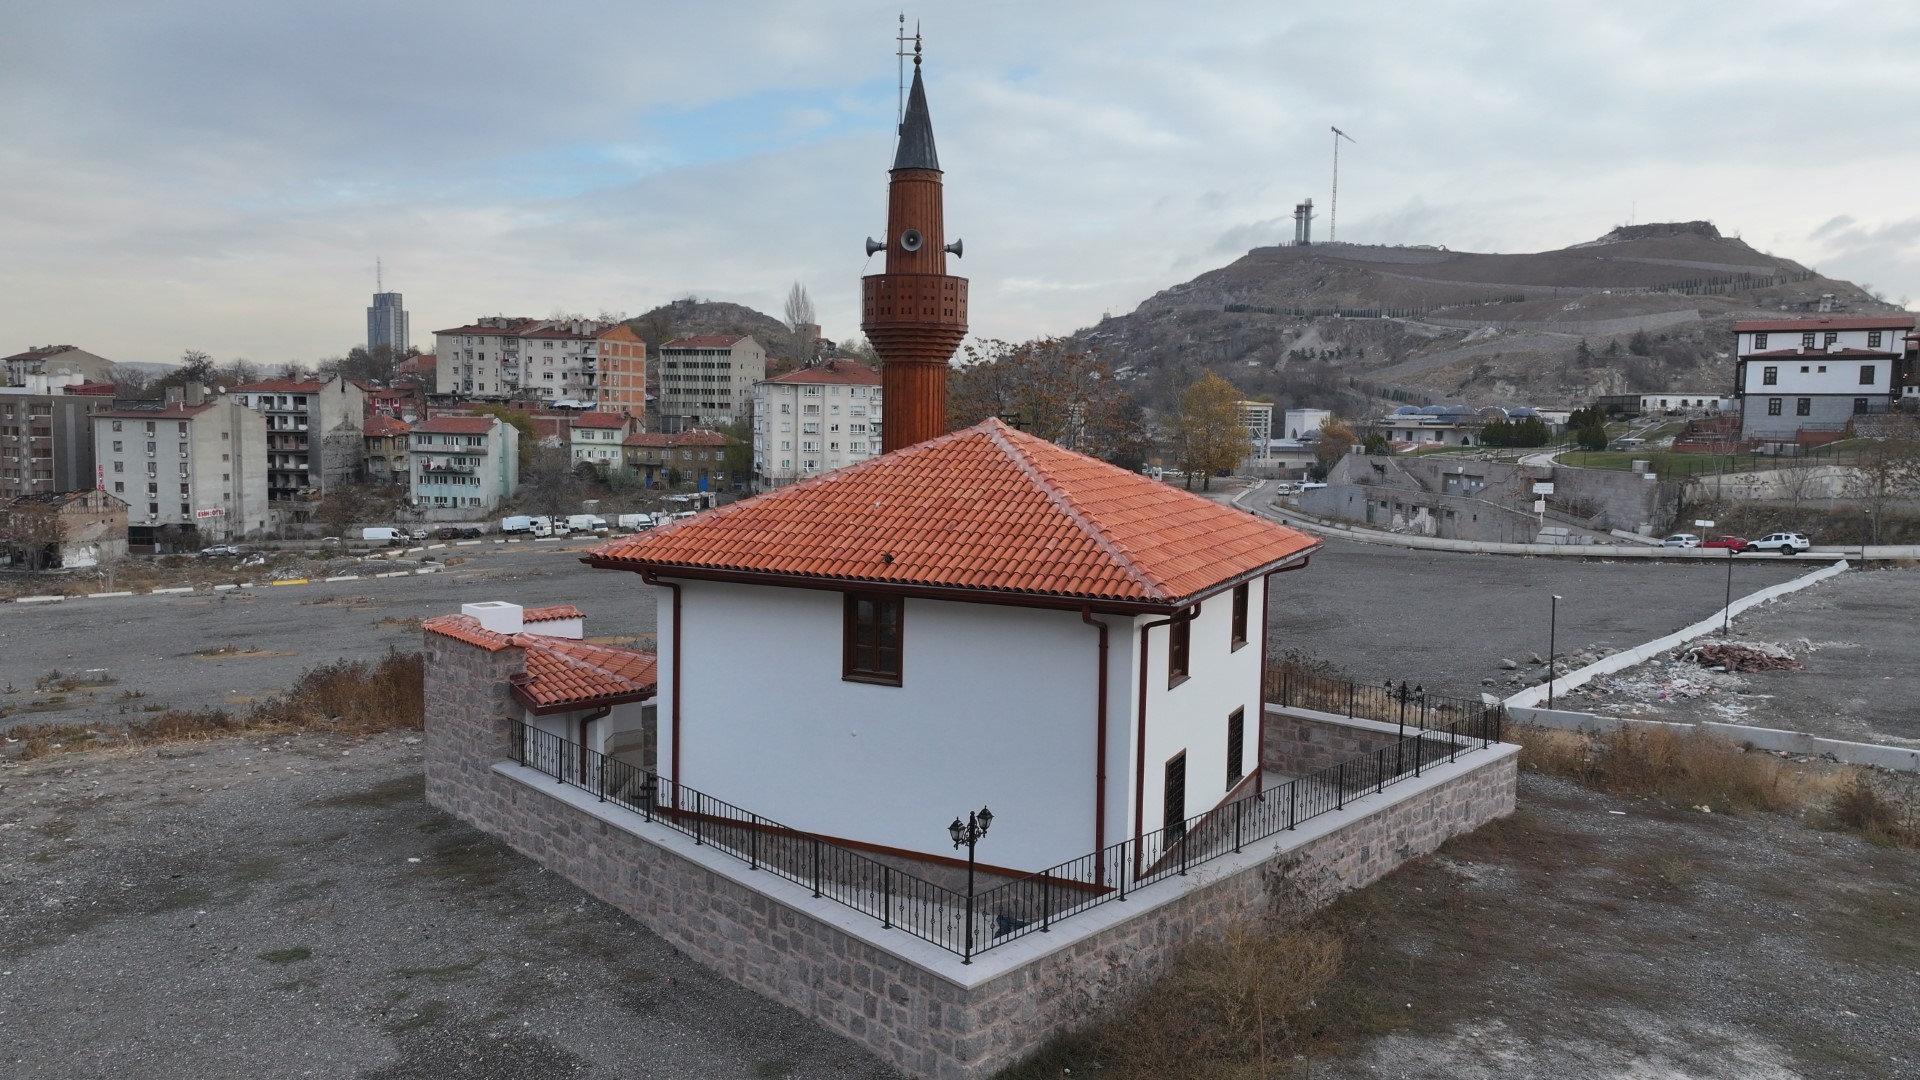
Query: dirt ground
1566,567,1920,747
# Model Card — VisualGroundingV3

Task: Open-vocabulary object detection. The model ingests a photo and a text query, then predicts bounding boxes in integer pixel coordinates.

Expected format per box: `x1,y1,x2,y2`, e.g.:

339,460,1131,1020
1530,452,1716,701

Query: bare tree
949,338,1152,466
177,349,217,385
784,282,818,364
1,502,65,571
521,445,582,519
1845,418,1920,543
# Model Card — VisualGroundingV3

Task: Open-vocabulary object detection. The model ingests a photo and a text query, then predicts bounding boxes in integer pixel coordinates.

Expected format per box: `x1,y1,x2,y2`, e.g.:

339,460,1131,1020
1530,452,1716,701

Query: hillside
1076,222,1902,414
626,298,794,357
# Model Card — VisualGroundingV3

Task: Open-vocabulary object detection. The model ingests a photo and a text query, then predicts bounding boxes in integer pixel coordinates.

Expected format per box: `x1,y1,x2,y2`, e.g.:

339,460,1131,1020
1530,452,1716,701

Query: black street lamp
1547,594,1563,710
1723,547,1735,637
948,805,993,964
1387,680,1422,774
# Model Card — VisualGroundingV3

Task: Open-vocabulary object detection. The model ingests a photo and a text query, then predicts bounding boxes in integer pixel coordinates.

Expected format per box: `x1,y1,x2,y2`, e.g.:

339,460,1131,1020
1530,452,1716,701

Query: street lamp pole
947,805,993,965
1547,594,1563,710
1723,548,1735,637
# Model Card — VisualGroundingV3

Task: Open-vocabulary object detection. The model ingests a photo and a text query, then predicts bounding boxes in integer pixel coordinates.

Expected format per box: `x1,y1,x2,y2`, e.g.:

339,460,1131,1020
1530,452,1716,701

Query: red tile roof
230,379,326,393
662,336,746,348
763,360,880,386
3,346,80,363
512,635,658,712
1743,348,1896,359
589,418,1319,608
421,614,515,652
414,416,499,435
93,401,219,419
63,382,117,396
524,604,584,622
622,431,731,449
434,319,539,336
571,411,628,429
363,415,411,437
1735,316,1916,332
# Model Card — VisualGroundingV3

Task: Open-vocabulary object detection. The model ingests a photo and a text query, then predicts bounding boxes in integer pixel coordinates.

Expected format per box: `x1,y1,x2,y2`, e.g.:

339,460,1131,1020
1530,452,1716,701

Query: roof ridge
983,423,1166,600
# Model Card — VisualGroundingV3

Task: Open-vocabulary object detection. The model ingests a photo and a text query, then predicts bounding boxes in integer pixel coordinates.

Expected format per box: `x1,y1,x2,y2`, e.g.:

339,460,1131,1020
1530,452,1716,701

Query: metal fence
1266,667,1497,732
508,700,1502,962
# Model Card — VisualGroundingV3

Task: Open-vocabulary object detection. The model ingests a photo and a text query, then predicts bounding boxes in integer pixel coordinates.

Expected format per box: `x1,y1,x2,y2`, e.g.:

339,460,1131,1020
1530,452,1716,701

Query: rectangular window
1226,708,1245,785
1860,365,1877,385
1796,398,1811,416
112,421,122,432
1869,330,1884,349
1824,331,1839,346
1801,332,1816,349
113,482,123,493
1762,366,1777,386
1230,584,1249,650
1767,397,1782,416
1754,332,1768,350
1168,617,1191,687
1164,753,1188,842
843,593,903,685
1854,398,1870,414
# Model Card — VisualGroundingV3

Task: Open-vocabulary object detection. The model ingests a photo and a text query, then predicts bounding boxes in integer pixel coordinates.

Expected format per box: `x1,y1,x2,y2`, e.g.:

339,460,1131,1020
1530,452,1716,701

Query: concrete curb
1504,559,1852,710
149,587,194,595
1510,705,1920,773
17,595,64,604
82,591,135,599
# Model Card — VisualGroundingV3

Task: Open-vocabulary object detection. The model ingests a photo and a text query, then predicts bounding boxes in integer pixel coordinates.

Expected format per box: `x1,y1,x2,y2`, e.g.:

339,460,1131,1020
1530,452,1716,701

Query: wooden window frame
1226,708,1245,785
1230,584,1249,651
1164,751,1188,841
1168,617,1191,688
842,592,904,686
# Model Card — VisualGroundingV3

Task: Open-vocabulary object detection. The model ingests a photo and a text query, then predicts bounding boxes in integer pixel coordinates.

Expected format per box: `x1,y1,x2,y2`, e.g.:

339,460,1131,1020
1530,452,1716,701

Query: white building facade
1733,315,1914,441
751,360,883,489
408,415,520,511
658,336,766,430
92,388,270,539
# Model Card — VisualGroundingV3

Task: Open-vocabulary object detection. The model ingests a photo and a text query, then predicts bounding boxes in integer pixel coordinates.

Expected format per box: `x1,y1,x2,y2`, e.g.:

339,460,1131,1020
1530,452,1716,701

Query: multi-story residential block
594,324,648,416
91,385,270,544
433,317,540,399
368,291,410,355
2,345,116,387
570,411,634,473
518,321,612,407
657,336,765,431
751,360,882,489
0,376,113,500
364,415,411,487
1733,315,1916,442
621,431,736,490
409,415,519,511
228,377,367,501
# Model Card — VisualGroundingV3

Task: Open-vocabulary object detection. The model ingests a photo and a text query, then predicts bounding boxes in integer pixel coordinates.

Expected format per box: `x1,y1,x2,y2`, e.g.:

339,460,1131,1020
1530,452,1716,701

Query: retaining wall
1261,706,1410,776
425,629,1519,1080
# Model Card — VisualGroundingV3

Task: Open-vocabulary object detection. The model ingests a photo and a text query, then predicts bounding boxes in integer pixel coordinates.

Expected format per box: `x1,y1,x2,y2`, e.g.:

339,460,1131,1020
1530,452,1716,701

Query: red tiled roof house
584,418,1320,874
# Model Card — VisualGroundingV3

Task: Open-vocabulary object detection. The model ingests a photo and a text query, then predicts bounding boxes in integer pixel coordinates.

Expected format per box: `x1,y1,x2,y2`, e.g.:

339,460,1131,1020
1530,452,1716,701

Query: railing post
694,794,704,845
882,866,892,929
1179,825,1189,876
1287,781,1296,830
1414,733,1423,777
1336,762,1346,811
811,838,822,898
1041,875,1051,932
1233,798,1243,853
596,755,605,802
749,814,759,870
1347,680,1355,718
514,720,525,767
1118,845,1128,902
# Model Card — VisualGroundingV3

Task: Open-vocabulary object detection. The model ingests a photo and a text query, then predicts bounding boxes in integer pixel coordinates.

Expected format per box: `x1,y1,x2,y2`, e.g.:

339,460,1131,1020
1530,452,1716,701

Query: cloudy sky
4,1,1917,368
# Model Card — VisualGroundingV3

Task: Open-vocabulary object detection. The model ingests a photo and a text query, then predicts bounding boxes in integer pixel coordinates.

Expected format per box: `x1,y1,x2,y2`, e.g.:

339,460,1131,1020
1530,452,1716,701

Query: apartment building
3,345,116,387
570,410,635,473
433,317,540,399
1732,315,1916,442
750,360,882,489
657,336,765,431
0,377,113,500
409,415,519,511
228,376,366,501
621,431,736,490
91,386,269,543
368,291,410,354
594,324,648,416
364,415,411,487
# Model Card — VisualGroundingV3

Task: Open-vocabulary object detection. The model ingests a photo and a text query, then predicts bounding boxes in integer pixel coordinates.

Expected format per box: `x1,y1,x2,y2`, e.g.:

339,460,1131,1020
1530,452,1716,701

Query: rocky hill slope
1076,222,1900,415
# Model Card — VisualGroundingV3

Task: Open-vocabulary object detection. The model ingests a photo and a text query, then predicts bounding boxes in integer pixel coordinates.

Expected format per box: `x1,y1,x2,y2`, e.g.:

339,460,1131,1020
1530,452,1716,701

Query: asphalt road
0,532,1819,733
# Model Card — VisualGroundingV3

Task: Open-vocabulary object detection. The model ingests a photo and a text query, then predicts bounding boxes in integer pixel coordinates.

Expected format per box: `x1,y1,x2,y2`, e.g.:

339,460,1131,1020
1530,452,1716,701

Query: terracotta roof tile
590,419,1318,606
622,431,730,448
571,412,628,429
523,604,585,622
421,614,515,651
414,416,498,435
1735,316,1916,333
513,635,657,710
762,360,880,386
363,415,411,437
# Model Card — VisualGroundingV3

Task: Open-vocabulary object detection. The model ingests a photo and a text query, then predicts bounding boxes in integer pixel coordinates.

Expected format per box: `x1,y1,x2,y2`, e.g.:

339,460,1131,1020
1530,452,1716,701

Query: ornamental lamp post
948,805,993,964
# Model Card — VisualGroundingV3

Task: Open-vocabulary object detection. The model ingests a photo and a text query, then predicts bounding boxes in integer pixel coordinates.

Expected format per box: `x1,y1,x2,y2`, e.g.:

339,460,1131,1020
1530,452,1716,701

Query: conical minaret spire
862,33,967,453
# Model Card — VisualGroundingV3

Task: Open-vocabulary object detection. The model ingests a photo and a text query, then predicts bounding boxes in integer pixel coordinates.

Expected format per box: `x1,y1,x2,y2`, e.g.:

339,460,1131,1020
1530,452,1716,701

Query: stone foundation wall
1262,707,1417,776
425,633,1518,1080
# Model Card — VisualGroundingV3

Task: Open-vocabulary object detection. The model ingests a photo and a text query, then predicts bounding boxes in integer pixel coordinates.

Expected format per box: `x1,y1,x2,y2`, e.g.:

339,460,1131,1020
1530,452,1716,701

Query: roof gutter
1080,607,1110,886
640,571,683,810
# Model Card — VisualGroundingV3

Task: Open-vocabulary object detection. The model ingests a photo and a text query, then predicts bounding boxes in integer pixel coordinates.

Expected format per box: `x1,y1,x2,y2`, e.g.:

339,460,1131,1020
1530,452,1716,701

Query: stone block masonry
1263,705,1438,777
425,630,1518,1079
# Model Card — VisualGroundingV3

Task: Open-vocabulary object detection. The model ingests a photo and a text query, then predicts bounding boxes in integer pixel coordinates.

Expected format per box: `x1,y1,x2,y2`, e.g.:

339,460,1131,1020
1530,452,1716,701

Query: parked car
459,527,482,539
198,544,240,557
408,527,429,541
1747,531,1811,555
435,527,461,540
1699,535,1750,552
1661,534,1701,548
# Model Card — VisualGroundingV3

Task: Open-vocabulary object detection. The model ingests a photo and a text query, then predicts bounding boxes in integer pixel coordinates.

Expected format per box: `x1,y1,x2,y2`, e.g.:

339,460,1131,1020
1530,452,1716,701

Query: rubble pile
1683,642,1801,673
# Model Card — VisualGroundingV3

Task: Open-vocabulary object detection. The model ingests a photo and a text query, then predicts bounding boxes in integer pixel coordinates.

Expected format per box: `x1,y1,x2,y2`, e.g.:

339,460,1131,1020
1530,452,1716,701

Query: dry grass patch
1829,773,1920,847
6,650,424,761
1507,722,1845,815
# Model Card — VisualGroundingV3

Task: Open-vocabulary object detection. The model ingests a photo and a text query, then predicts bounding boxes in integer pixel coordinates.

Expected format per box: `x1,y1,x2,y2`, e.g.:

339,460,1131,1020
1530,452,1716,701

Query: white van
361,526,404,544
566,514,609,535
616,513,654,531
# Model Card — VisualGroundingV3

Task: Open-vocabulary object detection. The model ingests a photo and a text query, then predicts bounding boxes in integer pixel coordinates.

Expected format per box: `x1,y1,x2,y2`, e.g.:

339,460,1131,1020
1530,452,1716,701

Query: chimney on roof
463,601,524,636
165,386,183,405
861,32,967,454
185,383,204,407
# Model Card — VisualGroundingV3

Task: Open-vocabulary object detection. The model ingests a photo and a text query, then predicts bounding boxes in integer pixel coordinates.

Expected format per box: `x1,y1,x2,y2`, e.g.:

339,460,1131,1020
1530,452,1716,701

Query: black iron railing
507,703,1502,962
1267,667,1495,732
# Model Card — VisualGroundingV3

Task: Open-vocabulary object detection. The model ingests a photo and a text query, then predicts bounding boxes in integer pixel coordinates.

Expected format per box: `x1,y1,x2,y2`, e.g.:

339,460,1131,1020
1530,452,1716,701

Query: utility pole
1330,126,1355,242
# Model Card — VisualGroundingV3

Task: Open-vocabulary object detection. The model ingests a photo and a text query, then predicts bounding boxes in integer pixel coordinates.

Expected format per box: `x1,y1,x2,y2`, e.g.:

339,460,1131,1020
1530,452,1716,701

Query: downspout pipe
577,704,614,784
1080,607,1110,884
1133,602,1199,881
640,572,682,808
1256,554,1312,797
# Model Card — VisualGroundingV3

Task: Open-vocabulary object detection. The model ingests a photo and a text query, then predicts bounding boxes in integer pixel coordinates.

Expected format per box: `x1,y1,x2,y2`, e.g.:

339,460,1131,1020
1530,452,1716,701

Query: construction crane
1330,126,1355,242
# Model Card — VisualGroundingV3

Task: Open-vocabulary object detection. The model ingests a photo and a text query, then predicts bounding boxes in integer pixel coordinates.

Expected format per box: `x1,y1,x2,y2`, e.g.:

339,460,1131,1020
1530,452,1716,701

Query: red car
1699,535,1750,553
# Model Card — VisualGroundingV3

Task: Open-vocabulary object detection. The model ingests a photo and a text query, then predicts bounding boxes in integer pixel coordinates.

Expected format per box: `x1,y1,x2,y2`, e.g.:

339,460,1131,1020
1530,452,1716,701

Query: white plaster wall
1129,584,1265,842
1741,357,1890,395
1741,328,1904,355
660,580,1113,871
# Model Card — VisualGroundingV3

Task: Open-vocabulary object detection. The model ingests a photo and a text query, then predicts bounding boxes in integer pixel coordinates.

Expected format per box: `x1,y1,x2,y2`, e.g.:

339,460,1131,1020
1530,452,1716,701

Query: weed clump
1830,774,1920,847
1507,722,1838,814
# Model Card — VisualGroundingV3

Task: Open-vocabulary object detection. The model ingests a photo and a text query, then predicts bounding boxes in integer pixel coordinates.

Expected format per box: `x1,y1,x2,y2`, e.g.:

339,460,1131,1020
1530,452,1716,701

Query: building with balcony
594,324,649,417
433,317,541,400
0,377,109,501
91,385,269,545
2,345,116,387
621,430,735,490
364,415,411,487
519,320,612,407
657,336,765,431
409,415,519,511
229,376,366,502
1733,315,1916,443
751,360,882,489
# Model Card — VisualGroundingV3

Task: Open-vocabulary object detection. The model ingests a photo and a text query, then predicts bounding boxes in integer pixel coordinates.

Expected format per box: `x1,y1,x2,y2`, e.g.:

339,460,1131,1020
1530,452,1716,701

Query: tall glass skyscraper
367,291,409,354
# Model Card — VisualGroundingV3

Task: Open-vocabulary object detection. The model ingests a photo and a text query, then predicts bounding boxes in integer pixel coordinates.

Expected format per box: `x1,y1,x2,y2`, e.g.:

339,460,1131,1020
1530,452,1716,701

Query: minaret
862,36,967,454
